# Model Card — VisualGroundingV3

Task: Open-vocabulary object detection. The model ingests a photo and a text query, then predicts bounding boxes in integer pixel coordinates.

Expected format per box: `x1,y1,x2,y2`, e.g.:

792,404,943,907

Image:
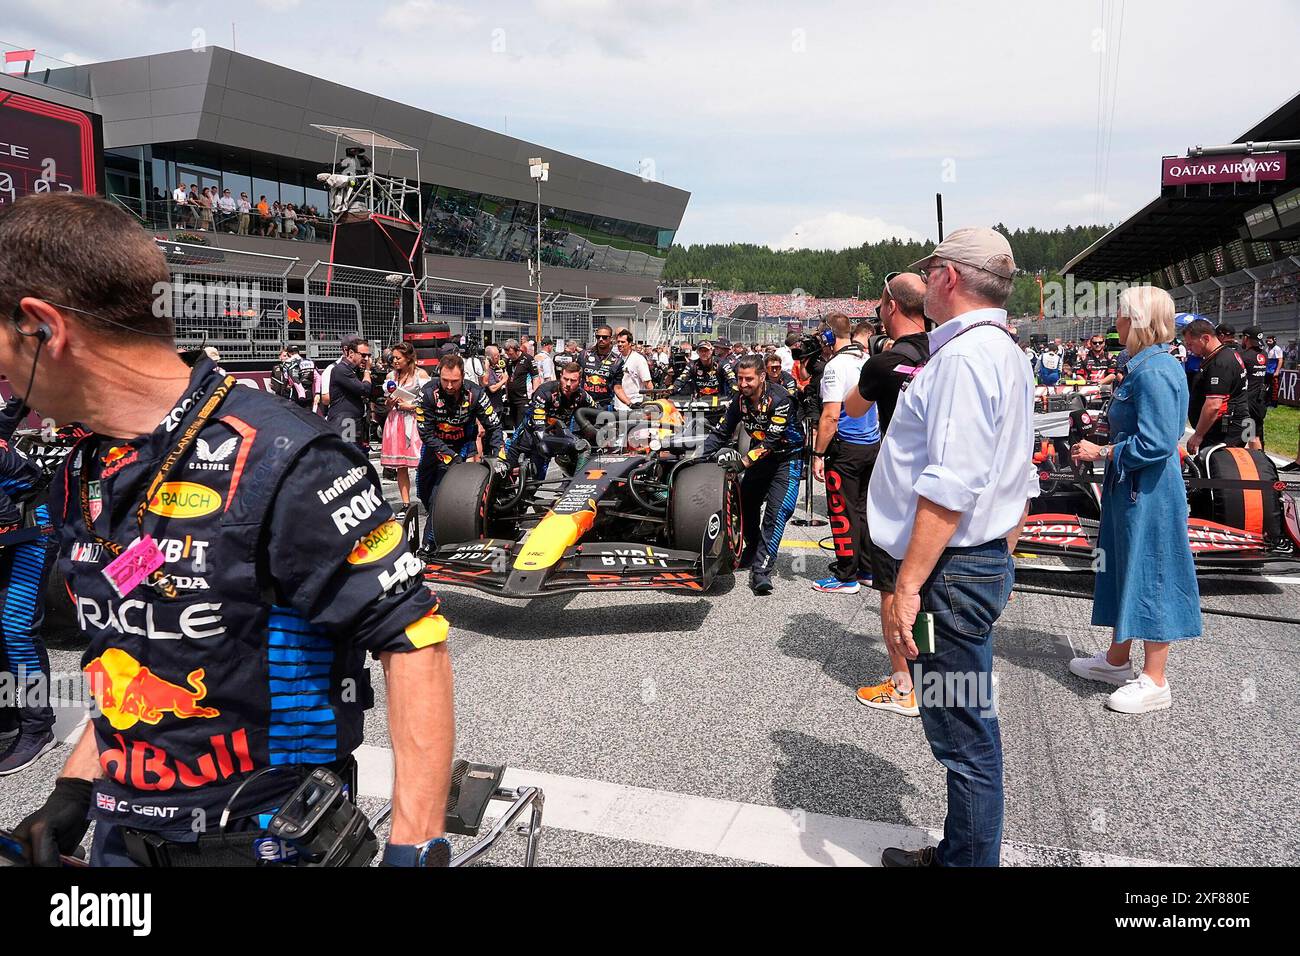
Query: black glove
12,777,92,867
716,448,743,471
488,458,509,478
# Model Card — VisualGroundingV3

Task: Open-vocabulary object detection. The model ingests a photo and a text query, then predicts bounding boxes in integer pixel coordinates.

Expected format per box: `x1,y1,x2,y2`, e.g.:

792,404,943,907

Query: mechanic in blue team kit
577,326,630,410
0,194,455,868
672,339,733,398
414,352,507,555
0,396,58,776
507,361,599,478
810,312,880,594
702,355,805,596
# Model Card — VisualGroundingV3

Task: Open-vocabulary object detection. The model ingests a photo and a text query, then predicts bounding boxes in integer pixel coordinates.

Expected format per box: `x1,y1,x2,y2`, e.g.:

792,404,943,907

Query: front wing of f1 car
424,537,716,597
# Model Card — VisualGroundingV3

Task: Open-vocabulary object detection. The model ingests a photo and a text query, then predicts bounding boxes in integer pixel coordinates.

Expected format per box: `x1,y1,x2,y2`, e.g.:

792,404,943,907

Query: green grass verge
1265,404,1298,461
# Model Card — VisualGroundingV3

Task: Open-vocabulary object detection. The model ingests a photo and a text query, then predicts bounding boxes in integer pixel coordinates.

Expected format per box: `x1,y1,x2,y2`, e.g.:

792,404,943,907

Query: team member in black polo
845,272,930,718
1239,327,1269,449
577,326,629,410
326,334,374,448
1182,318,1250,454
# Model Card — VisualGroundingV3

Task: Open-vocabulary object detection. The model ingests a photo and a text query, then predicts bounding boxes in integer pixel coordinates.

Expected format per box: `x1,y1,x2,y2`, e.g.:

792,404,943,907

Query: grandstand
1064,88,1300,347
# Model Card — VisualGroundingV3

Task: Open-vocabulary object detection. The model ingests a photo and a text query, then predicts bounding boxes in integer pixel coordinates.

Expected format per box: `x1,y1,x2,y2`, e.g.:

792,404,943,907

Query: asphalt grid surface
3,466,1298,868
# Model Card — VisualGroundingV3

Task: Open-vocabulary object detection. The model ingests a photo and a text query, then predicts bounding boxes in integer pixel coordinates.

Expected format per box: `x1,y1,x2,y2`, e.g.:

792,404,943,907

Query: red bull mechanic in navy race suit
0,195,456,868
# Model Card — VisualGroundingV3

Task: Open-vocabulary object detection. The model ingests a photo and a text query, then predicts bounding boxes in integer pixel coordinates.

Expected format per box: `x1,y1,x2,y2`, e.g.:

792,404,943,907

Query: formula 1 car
1019,393,1300,570
421,398,743,597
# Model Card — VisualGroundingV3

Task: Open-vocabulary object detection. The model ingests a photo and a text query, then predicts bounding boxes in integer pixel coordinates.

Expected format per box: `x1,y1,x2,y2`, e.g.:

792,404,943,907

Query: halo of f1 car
1018,384,1300,571
422,397,745,597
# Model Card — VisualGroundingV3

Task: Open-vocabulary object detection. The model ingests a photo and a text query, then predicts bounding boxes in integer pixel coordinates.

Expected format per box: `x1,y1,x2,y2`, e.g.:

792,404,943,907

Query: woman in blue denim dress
1067,286,1201,714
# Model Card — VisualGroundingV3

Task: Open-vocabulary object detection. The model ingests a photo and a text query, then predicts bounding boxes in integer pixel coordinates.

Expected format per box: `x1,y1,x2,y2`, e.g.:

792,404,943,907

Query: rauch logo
347,519,403,565
147,481,222,518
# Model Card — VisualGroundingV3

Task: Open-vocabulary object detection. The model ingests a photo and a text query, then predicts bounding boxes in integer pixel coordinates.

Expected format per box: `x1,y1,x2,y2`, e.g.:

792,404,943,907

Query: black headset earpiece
35,324,52,342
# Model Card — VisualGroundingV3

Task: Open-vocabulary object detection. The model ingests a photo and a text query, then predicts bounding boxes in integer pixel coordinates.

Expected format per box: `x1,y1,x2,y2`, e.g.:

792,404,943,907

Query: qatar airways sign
1161,153,1286,186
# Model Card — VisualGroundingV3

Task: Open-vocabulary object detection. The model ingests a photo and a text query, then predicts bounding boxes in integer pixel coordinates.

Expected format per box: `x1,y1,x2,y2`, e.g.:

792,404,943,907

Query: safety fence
155,240,296,360
155,240,804,363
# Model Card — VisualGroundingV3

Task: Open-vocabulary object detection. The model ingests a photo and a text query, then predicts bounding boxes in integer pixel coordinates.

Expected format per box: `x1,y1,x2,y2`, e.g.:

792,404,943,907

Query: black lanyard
899,320,1016,393
78,375,237,599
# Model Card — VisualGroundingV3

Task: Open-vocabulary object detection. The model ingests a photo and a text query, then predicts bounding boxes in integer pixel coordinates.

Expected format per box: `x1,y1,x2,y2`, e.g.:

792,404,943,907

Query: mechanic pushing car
701,354,805,596
0,194,455,868
507,361,600,478
0,396,58,776
672,340,734,398
577,325,631,410
414,352,507,556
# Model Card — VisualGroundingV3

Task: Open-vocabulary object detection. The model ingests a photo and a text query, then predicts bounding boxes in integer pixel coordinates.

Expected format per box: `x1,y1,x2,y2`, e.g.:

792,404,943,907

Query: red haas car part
1022,397,1300,570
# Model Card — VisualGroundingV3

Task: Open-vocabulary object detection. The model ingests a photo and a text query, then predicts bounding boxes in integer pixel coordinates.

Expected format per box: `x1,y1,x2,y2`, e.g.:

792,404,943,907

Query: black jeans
824,438,877,582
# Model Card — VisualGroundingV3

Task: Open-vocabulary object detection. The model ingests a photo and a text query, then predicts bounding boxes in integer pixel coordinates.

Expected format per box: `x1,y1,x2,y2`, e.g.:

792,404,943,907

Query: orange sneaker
856,676,919,717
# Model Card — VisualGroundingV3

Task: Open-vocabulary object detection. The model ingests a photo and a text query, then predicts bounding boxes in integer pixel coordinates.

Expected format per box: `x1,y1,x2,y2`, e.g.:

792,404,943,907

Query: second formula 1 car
1018,392,1300,571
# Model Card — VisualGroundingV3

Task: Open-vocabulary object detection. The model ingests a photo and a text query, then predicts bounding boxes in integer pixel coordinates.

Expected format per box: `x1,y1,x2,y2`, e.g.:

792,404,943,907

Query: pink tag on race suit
102,535,165,598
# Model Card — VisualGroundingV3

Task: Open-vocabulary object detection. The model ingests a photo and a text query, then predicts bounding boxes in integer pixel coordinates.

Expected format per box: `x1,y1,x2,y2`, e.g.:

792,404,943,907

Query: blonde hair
1118,286,1174,352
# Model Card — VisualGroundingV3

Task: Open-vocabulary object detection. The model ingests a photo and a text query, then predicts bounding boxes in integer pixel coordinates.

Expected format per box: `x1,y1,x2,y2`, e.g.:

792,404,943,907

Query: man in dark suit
326,333,374,449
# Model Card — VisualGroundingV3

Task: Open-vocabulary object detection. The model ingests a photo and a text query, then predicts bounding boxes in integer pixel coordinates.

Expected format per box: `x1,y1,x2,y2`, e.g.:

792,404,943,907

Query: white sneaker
1067,652,1134,687
1106,674,1172,714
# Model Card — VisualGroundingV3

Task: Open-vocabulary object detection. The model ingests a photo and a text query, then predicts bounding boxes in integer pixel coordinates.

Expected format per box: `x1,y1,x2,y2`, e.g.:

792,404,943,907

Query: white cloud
1053,192,1126,217
380,1,478,32
772,212,924,251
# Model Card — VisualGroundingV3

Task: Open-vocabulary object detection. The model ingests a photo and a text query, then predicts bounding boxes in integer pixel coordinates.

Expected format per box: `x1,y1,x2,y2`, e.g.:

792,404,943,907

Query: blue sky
6,0,1299,248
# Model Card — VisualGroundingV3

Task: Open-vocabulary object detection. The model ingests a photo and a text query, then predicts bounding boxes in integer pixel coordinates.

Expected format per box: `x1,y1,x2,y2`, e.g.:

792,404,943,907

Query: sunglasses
875,271,902,321
595,334,611,340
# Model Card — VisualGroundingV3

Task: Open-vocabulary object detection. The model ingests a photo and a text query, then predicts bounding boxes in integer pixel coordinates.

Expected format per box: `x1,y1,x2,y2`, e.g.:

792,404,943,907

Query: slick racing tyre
430,462,491,548
668,462,742,572
1196,446,1283,540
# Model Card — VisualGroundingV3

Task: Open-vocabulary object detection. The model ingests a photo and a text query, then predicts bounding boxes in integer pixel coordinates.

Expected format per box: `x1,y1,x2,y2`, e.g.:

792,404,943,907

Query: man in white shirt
614,328,651,410
868,227,1037,868
1265,335,1284,406
533,338,557,391
217,188,237,231
172,181,189,227
776,332,799,373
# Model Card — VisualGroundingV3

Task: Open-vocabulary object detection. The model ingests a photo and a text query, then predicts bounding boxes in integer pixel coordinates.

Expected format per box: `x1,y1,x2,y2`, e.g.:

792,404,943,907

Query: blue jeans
912,540,1013,867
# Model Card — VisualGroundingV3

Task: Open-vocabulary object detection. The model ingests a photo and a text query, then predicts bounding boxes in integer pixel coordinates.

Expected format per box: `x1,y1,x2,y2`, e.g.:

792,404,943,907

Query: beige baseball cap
907,226,1016,278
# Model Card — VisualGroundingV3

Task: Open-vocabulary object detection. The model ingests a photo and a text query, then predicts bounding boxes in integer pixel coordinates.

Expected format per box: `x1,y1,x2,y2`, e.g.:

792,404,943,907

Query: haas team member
578,325,630,410
507,361,599,478
701,355,805,596
1070,334,1118,386
0,397,58,776
672,340,733,398
1239,327,1269,448
1,194,454,868
1181,318,1251,455
414,352,507,555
